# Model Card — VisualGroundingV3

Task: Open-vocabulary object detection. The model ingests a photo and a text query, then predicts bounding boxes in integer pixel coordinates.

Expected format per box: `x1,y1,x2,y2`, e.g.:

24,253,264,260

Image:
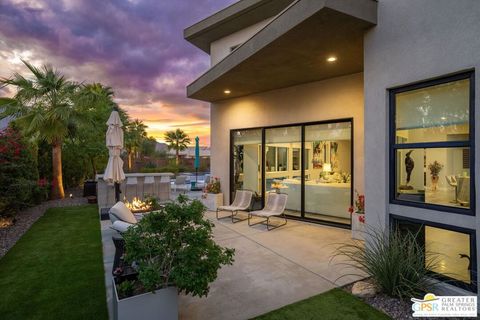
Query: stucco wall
364,0,480,294
211,72,364,204
210,18,273,66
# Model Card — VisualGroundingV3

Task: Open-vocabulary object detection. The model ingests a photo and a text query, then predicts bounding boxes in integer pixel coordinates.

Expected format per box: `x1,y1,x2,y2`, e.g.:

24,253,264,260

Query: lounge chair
216,189,254,223
173,175,189,193
248,192,288,230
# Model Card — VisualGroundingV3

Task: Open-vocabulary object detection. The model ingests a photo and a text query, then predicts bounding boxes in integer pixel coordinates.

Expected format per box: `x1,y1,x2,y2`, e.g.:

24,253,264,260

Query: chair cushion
111,221,134,233
109,201,137,224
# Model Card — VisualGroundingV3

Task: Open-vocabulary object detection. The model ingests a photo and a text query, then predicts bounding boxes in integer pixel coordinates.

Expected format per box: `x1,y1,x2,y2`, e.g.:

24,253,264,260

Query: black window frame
390,214,477,293
229,118,354,229
389,70,476,215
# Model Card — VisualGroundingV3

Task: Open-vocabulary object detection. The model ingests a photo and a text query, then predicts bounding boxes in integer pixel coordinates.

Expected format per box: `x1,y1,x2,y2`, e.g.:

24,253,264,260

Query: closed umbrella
104,110,125,202
192,136,201,191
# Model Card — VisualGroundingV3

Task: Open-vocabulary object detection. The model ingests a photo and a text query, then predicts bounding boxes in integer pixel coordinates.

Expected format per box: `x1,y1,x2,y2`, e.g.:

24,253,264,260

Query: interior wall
211,72,364,203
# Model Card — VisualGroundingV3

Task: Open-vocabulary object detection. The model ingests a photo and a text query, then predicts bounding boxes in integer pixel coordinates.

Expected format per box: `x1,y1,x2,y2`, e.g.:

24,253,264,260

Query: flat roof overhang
187,0,377,102
184,0,295,53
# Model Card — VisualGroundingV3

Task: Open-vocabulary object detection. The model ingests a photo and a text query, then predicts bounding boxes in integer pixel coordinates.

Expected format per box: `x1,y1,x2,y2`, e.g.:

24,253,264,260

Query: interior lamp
323,163,332,173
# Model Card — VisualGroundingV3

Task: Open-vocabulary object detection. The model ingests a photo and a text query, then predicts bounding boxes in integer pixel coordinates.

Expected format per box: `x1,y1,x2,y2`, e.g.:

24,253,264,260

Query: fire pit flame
124,197,152,213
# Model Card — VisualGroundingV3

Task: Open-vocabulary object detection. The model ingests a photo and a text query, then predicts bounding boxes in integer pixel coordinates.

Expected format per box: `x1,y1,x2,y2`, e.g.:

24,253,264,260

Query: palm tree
72,83,118,178
164,129,191,165
0,60,82,199
125,119,148,171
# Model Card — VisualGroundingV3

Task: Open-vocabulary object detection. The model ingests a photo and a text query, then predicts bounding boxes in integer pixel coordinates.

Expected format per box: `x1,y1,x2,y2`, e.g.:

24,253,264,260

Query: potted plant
428,161,443,191
113,195,235,320
201,177,223,211
349,190,365,240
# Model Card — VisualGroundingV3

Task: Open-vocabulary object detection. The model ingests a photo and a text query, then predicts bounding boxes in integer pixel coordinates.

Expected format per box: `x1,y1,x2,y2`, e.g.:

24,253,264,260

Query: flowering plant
204,177,221,194
348,190,365,223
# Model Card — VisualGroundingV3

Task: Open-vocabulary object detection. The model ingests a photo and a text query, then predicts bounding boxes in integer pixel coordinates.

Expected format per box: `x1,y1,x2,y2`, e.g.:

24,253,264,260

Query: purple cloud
0,0,237,145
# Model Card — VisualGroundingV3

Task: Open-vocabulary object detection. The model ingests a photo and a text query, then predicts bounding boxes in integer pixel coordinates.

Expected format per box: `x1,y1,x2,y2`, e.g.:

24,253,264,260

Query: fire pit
124,197,152,213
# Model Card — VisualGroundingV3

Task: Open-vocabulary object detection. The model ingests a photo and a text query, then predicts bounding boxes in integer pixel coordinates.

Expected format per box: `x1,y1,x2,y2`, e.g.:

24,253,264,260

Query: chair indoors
216,189,254,223
248,192,288,231
445,175,458,203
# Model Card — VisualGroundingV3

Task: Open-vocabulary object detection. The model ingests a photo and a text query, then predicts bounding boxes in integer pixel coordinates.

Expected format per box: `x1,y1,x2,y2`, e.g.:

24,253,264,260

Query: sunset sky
0,0,236,146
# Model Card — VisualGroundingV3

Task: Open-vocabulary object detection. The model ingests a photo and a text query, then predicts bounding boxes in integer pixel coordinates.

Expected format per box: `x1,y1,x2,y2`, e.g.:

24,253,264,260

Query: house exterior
185,0,480,296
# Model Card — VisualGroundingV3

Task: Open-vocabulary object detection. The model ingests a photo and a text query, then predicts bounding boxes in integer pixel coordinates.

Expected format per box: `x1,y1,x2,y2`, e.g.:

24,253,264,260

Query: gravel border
344,282,469,320
0,189,87,259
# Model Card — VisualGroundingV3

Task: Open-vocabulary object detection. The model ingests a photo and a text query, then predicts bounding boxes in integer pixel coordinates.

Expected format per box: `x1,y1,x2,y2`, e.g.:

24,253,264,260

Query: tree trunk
51,142,65,199
128,152,133,171
175,149,179,166
91,157,96,179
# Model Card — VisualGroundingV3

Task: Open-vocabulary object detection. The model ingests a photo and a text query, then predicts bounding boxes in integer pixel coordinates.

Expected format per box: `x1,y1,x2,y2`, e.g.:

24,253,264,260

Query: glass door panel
304,122,352,225
265,126,301,217
232,129,262,199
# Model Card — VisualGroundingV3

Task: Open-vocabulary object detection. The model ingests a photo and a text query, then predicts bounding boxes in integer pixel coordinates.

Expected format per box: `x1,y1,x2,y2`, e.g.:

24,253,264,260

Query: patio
101,198,357,320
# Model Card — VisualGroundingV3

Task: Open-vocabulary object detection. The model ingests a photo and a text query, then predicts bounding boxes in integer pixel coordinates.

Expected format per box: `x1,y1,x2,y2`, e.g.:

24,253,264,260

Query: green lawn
0,205,108,320
253,288,391,320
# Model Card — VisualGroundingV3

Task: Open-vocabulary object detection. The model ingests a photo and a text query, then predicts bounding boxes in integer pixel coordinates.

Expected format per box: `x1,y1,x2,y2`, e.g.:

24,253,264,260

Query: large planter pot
202,193,223,211
113,279,178,320
351,212,365,240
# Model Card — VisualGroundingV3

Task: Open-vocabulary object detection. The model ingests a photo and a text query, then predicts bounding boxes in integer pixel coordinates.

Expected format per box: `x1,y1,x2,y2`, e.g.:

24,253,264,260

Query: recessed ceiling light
224,89,231,94
326,56,337,62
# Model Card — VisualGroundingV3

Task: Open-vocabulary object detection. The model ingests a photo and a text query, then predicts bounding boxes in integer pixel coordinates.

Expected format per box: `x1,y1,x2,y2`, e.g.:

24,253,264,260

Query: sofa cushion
109,201,136,224
111,221,134,233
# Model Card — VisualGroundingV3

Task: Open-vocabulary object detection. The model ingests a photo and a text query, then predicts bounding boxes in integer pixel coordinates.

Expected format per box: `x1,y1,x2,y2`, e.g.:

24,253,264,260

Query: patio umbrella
193,136,201,190
104,110,125,202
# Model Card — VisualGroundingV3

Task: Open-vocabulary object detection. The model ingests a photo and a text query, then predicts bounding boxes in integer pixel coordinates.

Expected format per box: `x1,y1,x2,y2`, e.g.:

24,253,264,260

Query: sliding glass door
230,119,353,227
265,126,302,217
304,122,352,224
232,129,262,199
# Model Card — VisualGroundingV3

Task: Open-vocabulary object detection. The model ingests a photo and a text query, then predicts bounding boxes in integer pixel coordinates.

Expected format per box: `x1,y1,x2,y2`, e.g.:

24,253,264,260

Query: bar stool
125,177,138,201
143,176,155,199
159,176,171,201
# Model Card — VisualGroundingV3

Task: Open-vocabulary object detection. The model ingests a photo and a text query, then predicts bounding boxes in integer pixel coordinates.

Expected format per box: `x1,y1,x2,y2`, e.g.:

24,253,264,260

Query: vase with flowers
349,190,365,240
428,161,443,191
201,177,223,211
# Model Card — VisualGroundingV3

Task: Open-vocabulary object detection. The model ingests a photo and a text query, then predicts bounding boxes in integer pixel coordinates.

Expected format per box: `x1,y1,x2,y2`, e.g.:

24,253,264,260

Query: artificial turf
253,288,391,320
0,205,108,320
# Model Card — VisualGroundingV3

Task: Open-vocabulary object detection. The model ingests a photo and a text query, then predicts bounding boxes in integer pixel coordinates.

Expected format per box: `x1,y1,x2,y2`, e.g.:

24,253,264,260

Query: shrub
139,164,189,174
333,226,441,300
0,127,40,216
122,195,234,297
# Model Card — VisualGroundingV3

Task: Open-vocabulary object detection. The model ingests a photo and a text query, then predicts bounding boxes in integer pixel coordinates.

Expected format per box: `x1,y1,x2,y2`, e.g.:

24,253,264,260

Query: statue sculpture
405,150,415,184
399,150,415,190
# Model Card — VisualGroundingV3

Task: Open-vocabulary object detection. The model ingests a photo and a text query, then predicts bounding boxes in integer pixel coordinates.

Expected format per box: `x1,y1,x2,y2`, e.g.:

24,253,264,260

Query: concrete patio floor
101,200,358,320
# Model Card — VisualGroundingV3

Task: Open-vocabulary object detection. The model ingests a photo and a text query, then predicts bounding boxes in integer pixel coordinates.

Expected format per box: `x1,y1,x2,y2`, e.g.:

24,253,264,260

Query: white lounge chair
248,192,288,231
216,189,254,223
173,175,189,193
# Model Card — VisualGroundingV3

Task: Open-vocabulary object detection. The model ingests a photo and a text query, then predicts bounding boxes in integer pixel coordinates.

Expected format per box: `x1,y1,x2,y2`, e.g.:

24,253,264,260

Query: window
393,216,476,292
390,72,475,213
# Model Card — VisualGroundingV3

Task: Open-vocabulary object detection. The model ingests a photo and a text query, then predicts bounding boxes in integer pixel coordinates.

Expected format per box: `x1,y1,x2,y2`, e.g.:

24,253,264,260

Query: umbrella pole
114,182,121,202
